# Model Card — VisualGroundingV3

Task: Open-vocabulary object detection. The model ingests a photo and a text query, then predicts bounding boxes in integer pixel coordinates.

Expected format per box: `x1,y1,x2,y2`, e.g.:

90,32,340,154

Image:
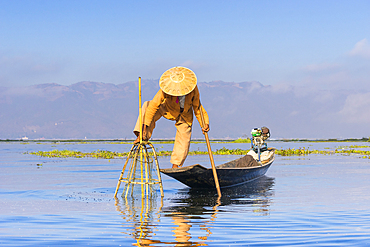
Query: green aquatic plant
29,150,129,159
348,145,370,148
275,147,370,158
28,145,370,159
214,147,248,155
28,147,249,159
275,147,333,156
231,138,251,143
335,149,370,156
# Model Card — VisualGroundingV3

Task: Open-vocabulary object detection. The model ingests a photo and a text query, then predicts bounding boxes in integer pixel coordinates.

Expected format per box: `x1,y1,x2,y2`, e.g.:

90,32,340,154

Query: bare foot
172,164,179,169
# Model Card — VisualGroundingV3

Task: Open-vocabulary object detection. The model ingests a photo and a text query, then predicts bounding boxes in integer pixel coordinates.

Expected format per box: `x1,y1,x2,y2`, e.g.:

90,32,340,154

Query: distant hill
0,80,369,140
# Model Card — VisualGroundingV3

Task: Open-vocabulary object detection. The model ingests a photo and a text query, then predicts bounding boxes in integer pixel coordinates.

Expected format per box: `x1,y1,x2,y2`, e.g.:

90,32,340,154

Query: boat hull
160,153,274,188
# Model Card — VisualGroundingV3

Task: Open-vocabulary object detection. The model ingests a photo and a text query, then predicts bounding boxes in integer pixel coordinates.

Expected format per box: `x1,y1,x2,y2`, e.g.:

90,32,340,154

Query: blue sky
1,0,369,90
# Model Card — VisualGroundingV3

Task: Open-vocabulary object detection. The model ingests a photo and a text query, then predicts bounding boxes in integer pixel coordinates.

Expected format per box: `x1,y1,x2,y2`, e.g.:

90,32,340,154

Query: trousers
134,101,192,167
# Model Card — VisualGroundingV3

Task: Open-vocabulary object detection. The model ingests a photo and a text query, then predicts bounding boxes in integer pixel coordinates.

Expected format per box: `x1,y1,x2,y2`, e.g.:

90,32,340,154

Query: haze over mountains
1,80,369,140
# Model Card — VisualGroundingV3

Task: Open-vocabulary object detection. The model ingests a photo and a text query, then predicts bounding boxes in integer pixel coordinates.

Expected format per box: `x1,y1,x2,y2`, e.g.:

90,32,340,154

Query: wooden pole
114,146,135,197
139,77,142,144
114,77,164,198
138,77,145,197
199,104,221,197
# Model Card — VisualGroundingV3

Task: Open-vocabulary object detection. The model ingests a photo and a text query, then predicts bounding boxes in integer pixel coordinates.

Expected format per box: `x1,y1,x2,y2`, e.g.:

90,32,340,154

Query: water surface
1,141,370,246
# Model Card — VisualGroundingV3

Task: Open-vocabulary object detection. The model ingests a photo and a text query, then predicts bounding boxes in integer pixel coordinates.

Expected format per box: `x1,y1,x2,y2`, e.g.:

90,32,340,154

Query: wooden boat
160,148,275,188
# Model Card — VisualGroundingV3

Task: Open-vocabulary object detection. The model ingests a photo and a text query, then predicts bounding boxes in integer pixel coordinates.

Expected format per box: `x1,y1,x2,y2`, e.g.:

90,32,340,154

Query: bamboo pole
139,77,142,144
125,148,139,198
114,76,164,198
199,103,221,197
148,142,164,197
114,145,135,197
138,77,145,197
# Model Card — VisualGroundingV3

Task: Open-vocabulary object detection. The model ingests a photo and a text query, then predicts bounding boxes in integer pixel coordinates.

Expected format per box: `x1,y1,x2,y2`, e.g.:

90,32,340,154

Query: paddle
199,103,222,197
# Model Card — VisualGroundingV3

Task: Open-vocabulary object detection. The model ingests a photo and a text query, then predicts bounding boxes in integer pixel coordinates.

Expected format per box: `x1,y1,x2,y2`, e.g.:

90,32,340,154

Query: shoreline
1,137,369,143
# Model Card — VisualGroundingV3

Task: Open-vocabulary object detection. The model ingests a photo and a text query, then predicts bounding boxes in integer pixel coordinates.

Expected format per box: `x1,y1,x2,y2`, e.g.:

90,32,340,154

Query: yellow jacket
144,86,209,128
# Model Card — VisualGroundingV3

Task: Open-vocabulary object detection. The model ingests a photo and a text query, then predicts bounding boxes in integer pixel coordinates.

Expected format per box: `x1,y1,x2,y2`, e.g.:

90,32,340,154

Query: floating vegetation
275,147,370,158
231,138,251,143
349,145,370,148
213,147,247,155
336,149,370,156
275,148,332,156
29,150,128,159
279,137,370,142
28,146,370,159
28,147,249,159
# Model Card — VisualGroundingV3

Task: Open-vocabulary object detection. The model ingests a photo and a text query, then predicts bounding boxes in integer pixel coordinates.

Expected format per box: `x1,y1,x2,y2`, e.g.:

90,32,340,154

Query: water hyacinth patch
28,146,370,159
28,150,127,159
28,147,249,159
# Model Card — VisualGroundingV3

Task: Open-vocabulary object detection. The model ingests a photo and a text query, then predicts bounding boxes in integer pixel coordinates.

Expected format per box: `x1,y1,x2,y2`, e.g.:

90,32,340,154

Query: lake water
1,141,370,246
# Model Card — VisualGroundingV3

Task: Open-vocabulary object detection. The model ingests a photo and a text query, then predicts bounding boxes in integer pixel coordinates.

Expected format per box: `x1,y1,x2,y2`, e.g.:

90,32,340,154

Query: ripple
1,142,370,246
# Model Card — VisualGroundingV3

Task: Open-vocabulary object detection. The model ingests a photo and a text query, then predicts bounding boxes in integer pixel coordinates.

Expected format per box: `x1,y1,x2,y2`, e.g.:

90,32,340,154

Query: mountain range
1,80,369,140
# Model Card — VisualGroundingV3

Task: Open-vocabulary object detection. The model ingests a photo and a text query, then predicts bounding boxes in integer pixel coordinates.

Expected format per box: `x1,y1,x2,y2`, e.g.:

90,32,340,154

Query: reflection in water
162,176,275,246
115,193,163,246
167,176,275,215
167,198,221,246
115,176,275,246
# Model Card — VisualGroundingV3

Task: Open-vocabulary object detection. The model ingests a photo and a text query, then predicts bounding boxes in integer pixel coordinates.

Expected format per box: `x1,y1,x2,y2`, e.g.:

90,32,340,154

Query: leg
170,116,192,168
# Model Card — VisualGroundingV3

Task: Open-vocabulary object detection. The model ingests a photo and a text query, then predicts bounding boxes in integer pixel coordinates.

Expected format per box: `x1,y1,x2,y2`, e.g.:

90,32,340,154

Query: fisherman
133,66,210,169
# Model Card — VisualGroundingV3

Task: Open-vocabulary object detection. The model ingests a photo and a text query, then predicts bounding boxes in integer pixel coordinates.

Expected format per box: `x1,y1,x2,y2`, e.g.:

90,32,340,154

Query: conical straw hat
159,66,197,96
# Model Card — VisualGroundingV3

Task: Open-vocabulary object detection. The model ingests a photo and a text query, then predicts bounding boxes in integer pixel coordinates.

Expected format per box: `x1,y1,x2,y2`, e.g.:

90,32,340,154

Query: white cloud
338,92,370,124
265,83,293,94
294,39,370,91
348,38,370,59
303,63,341,72
0,53,63,87
299,66,350,90
180,60,206,69
1,86,46,97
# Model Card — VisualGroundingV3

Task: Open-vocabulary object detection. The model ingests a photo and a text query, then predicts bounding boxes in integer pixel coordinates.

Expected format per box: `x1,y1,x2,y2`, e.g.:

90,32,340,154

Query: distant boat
160,148,275,188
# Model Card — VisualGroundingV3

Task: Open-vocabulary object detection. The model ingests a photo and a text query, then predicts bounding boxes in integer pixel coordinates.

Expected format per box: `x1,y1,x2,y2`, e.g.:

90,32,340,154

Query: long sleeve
143,89,165,126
